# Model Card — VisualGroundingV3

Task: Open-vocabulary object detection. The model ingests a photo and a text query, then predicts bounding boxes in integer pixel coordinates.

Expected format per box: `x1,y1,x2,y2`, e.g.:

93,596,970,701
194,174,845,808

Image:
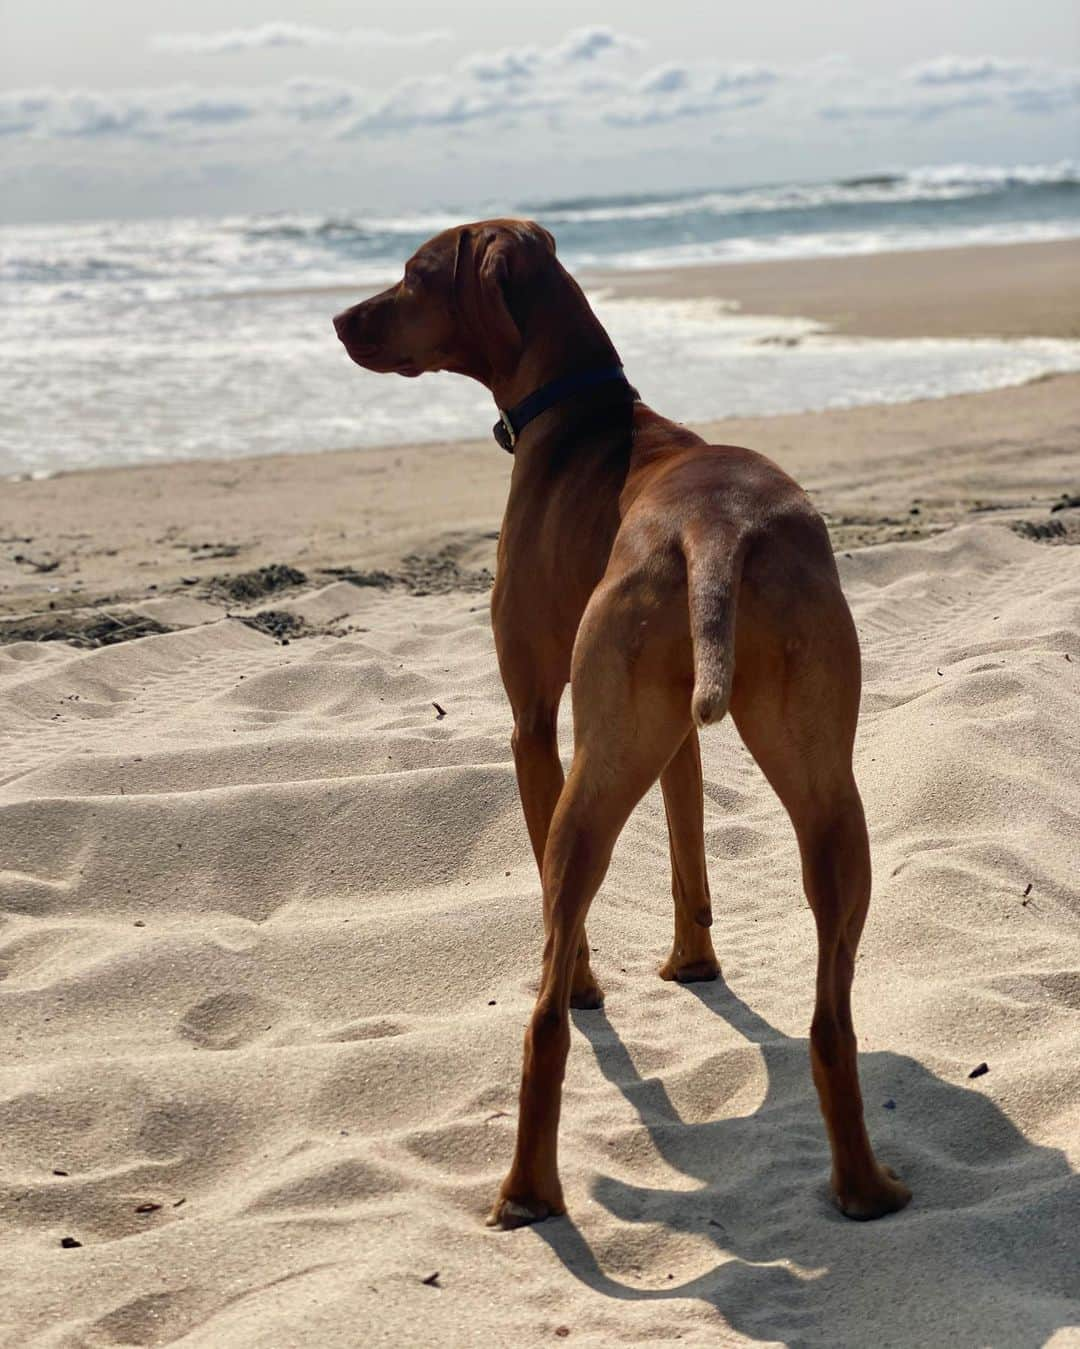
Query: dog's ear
532,222,557,257
452,226,522,379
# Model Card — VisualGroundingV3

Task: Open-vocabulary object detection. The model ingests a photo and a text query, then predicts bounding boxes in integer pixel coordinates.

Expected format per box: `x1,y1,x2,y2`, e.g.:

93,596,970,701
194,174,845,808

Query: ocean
3,161,1079,477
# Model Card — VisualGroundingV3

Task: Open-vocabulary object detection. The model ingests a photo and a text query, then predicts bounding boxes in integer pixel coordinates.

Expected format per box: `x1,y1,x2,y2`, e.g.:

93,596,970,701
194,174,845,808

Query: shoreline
3,371,1078,631
3,237,1078,628
4,238,1078,490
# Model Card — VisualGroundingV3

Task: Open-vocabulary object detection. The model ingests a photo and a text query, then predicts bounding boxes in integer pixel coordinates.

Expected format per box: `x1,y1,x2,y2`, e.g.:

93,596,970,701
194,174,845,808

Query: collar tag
494,409,517,452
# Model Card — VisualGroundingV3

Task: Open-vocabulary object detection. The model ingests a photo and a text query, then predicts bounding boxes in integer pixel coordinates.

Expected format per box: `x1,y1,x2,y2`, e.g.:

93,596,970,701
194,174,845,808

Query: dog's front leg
508,695,604,1010
489,581,694,1229
658,730,721,984
488,745,634,1230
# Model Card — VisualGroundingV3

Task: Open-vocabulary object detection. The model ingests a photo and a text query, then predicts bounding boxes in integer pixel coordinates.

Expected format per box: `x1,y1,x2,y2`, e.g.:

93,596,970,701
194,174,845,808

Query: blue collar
493,365,636,452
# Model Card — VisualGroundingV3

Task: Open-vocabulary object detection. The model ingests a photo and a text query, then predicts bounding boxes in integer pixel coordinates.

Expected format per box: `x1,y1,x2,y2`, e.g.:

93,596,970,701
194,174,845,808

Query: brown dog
333,220,911,1229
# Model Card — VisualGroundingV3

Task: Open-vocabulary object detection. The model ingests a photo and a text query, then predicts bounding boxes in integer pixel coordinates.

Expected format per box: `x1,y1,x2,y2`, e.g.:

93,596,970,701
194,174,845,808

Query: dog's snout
334,305,378,356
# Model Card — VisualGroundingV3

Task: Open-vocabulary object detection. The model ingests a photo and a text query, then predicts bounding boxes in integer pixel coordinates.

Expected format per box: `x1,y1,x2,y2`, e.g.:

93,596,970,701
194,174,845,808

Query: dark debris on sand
235,609,310,641
1012,518,1069,542
0,610,175,649
0,542,493,652
207,563,308,604
1012,499,1080,544
318,566,397,589
398,546,494,596
320,542,493,597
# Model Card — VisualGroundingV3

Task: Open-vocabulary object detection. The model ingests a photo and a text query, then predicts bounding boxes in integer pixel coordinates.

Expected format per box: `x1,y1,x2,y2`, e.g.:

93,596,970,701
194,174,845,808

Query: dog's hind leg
730,568,911,1220
658,729,720,983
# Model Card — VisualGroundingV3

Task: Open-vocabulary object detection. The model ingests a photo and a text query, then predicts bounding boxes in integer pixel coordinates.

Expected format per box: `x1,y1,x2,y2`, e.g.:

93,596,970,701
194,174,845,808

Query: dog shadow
530,978,1077,1347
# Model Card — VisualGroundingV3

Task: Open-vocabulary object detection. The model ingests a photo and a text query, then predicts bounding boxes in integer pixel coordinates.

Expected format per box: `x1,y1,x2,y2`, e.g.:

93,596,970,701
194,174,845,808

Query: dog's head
332,219,558,387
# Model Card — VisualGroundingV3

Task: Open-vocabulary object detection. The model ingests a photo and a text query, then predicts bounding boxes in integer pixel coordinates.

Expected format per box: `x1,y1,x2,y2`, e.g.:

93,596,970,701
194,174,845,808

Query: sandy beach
2,240,1078,1347
589,238,1080,340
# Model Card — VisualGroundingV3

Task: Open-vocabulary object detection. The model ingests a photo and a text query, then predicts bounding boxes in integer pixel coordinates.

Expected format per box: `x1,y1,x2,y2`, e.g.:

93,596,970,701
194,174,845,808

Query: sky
1,1,1077,222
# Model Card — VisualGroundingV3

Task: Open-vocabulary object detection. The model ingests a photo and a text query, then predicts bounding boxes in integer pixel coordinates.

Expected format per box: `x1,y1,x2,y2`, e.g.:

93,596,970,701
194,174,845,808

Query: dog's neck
488,269,622,425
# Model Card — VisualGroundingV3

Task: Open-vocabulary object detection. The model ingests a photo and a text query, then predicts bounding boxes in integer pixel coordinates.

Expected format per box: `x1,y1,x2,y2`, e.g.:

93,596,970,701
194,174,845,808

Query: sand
2,240,1079,1346
588,239,1080,341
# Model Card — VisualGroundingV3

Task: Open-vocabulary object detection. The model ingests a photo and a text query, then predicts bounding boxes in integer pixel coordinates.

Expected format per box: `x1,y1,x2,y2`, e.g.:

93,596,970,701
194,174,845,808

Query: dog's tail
683,527,746,729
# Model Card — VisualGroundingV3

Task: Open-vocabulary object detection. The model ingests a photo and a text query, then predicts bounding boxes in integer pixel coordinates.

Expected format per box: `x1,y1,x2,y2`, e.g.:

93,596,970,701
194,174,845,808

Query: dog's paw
659,953,720,984
833,1164,911,1220
569,980,605,1010
486,1189,565,1230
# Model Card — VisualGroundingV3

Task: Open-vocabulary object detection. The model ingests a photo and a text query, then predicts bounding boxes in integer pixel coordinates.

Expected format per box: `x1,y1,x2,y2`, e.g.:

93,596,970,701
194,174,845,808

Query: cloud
551,26,642,66
379,28,740,136
464,49,541,84
342,79,564,136
0,88,150,138
607,62,781,127
822,60,1079,123
904,56,1031,86
607,91,770,128
163,95,255,126
351,26,642,133
4,38,1075,150
819,90,996,123
0,86,259,138
1008,78,1080,115
711,65,779,92
151,22,451,55
639,65,690,96
897,56,1079,118
460,26,639,84
277,78,360,122
0,90,53,137
0,83,353,139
